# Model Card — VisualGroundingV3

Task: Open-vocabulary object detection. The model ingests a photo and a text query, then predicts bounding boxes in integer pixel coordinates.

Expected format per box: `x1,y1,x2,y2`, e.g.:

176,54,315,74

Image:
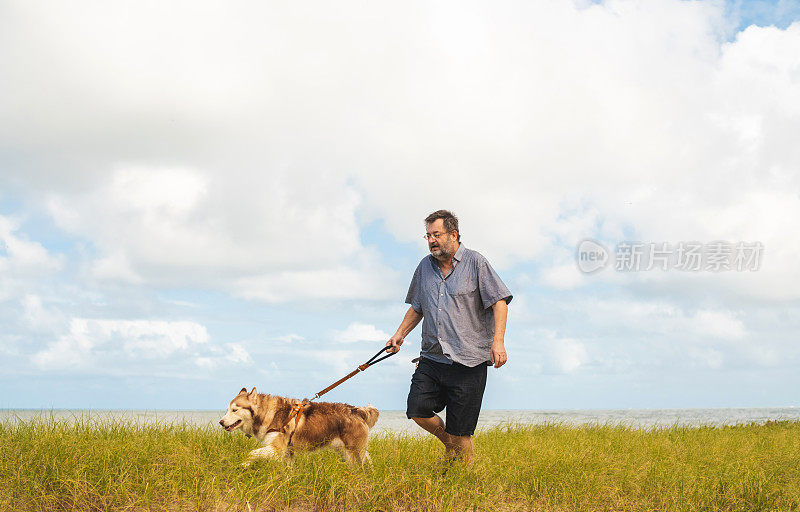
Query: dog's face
219,387,257,434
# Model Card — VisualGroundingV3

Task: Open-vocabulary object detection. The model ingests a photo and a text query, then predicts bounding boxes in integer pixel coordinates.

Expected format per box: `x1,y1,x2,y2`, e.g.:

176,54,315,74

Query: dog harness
269,345,396,445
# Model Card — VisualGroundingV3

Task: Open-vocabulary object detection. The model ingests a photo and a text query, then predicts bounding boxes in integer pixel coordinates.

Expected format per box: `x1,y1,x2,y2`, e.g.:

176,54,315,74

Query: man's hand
386,333,404,353
387,307,423,354
491,339,507,368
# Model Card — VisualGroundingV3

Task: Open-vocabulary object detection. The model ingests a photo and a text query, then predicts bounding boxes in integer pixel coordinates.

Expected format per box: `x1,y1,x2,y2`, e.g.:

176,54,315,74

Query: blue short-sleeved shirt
405,243,512,367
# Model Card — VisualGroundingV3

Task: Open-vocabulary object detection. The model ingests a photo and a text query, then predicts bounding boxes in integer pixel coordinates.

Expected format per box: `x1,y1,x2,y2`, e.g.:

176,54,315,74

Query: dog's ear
239,387,248,395
248,387,258,399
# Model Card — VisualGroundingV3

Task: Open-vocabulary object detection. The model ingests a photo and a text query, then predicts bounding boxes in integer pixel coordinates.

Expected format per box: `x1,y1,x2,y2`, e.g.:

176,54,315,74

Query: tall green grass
1,413,799,511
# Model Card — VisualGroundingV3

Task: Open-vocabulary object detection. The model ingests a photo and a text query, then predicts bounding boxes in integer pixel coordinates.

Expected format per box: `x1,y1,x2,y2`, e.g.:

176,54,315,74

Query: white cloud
273,334,306,343
687,347,725,369
333,322,391,343
44,165,358,270
21,294,66,334
191,343,252,369
578,299,749,342
41,164,384,300
234,255,403,303
0,1,797,304
521,296,800,376
90,251,143,284
523,330,593,375
32,318,210,370
0,215,63,301
0,216,61,273
194,357,214,368
539,262,587,290
4,1,800,302
550,337,590,374
0,0,799,406
692,310,746,340
225,343,253,364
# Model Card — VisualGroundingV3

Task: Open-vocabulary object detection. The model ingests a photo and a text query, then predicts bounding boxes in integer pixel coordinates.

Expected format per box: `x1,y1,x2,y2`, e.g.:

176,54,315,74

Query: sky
1,0,799,411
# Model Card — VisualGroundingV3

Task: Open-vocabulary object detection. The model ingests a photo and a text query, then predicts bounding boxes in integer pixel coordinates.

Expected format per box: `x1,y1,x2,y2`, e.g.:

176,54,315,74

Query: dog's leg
342,447,373,467
242,446,281,467
340,449,355,465
330,438,354,464
241,432,288,467
359,450,372,467
342,422,372,467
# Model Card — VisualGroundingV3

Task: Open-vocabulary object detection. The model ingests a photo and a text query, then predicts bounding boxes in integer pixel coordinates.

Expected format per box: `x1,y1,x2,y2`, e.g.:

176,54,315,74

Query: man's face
426,219,458,260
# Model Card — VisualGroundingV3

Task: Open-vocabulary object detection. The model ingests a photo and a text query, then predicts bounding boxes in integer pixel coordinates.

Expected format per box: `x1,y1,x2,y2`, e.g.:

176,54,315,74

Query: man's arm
385,306,423,353
490,299,508,368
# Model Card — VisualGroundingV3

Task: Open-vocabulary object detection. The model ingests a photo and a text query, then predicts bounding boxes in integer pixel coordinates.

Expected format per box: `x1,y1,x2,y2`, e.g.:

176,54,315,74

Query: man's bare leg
411,416,475,464
448,434,475,464
411,415,455,453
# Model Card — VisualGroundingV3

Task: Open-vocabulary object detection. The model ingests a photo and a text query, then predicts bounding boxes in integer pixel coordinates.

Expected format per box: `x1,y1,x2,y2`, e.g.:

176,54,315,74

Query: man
386,209,512,464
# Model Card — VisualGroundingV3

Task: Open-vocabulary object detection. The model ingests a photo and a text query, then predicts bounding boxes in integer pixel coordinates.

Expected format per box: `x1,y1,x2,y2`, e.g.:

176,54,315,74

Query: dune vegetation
1,413,798,511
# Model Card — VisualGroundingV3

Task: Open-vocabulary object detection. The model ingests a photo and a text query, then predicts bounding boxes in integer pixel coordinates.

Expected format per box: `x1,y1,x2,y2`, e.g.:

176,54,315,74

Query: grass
1,413,799,511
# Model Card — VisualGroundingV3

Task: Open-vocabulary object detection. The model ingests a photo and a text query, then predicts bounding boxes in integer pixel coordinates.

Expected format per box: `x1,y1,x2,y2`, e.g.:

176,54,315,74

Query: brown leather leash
277,345,396,444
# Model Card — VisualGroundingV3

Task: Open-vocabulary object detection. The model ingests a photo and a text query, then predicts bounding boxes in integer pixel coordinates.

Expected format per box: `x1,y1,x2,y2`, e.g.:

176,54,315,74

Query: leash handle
311,344,396,400
363,345,396,367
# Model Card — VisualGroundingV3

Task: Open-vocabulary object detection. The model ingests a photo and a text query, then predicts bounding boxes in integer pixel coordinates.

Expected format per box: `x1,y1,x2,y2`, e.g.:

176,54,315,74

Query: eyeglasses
423,231,453,241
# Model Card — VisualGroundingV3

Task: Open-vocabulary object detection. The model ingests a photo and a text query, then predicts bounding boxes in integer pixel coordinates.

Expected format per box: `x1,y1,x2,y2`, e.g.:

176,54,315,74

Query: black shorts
405,357,488,436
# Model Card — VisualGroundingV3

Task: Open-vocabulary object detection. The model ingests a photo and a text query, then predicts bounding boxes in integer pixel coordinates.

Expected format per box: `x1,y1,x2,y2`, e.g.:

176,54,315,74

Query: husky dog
219,387,379,466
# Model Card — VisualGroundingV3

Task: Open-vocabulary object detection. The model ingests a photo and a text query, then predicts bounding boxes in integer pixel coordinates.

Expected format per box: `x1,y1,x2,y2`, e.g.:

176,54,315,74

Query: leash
279,345,396,443
310,345,396,400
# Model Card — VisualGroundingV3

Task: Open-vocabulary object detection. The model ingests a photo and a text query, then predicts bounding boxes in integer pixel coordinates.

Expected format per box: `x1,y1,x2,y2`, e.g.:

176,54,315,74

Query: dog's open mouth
224,419,242,431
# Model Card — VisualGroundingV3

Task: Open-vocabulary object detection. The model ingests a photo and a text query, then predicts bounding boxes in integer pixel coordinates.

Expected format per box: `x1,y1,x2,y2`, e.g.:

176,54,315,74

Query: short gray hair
424,209,460,242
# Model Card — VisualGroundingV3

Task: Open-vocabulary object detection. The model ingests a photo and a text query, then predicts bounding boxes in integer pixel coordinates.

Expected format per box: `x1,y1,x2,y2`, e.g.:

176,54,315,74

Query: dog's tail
359,404,380,428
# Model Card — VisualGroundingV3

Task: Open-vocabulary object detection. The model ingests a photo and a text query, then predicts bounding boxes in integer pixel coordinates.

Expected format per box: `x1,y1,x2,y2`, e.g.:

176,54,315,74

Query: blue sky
1,0,799,411
728,0,800,30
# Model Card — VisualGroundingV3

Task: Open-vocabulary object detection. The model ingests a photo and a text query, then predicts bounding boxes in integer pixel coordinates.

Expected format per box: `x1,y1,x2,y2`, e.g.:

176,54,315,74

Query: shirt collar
453,243,465,262
427,243,465,272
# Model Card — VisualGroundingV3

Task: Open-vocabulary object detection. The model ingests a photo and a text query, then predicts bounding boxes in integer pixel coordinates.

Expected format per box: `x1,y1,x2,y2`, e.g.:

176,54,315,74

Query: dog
219,387,379,467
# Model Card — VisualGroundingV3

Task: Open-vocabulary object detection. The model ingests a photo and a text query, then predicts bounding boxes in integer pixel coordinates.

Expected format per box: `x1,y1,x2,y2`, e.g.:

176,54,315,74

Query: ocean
3,407,798,435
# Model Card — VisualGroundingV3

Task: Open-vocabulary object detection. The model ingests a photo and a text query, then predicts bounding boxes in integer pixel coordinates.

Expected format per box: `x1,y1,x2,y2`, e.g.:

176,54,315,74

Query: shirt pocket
450,276,478,297
449,283,487,336
454,284,476,296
